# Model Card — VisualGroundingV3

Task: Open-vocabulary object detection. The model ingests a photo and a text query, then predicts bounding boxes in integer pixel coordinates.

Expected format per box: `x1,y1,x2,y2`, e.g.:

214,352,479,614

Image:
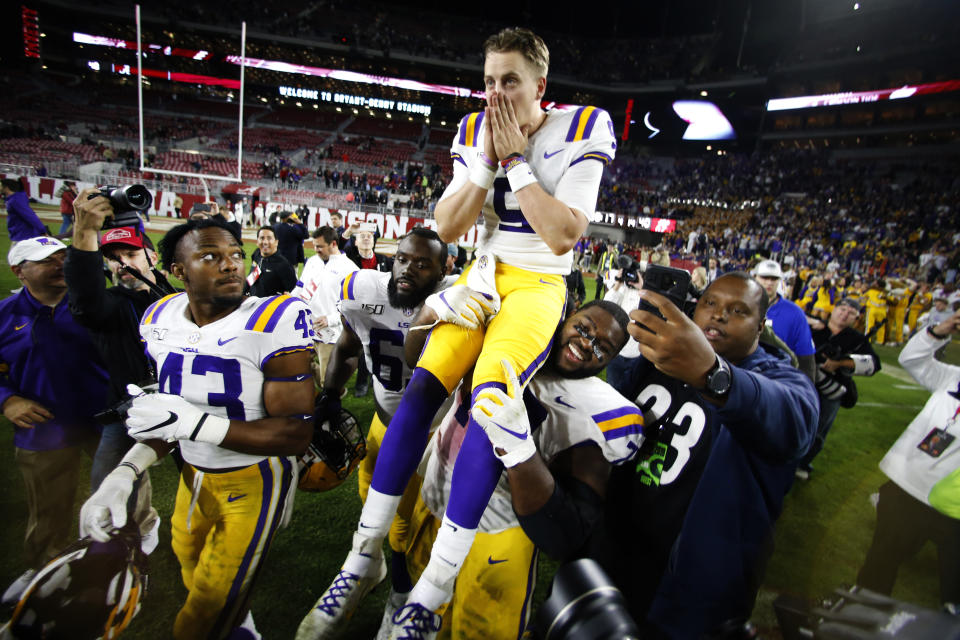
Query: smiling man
298,228,458,638
309,27,618,638
249,225,297,297
591,272,818,638
371,300,638,639
80,217,315,639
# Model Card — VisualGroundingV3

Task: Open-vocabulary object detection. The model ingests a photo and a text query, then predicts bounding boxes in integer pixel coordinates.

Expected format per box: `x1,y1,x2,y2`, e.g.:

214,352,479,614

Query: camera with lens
534,559,639,640
615,255,641,286
89,185,153,230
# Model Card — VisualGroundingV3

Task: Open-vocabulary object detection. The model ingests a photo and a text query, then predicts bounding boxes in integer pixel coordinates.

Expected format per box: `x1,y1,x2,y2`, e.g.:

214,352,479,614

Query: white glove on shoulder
79,443,157,542
470,359,537,467
424,285,497,330
125,384,230,445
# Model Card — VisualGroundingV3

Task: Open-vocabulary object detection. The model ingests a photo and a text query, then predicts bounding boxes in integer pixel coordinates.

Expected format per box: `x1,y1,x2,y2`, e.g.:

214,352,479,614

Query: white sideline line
858,402,923,409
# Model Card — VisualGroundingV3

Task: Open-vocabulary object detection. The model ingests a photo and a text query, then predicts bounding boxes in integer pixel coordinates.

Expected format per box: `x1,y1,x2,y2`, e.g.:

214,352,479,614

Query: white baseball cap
8,236,67,266
755,260,783,279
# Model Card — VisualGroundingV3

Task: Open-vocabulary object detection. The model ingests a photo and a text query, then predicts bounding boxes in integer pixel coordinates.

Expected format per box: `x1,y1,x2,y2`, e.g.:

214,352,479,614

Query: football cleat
375,589,410,640
295,553,387,640
387,603,442,640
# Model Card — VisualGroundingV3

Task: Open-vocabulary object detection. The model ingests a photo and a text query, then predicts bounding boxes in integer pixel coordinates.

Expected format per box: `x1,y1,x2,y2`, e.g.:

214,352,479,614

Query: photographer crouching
797,298,880,479
63,186,177,551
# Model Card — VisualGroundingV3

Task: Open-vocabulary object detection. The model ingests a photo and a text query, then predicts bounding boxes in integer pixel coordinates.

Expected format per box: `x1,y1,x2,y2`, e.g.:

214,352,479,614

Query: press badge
918,428,955,457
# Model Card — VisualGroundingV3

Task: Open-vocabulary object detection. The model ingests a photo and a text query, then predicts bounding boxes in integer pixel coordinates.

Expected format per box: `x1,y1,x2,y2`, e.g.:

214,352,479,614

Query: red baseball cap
101,227,153,251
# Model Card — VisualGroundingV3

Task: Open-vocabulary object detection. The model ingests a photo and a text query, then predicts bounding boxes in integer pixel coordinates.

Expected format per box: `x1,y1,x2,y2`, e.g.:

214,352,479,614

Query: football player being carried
384,299,641,639
298,227,471,637
79,217,316,640
305,26,617,639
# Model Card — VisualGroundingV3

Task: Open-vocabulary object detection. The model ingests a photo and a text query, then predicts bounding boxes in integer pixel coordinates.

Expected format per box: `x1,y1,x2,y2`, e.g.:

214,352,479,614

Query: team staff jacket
3,191,47,241
140,292,313,470
597,343,818,638
249,251,297,298
443,105,616,275
64,246,174,405
881,329,960,510
0,288,109,450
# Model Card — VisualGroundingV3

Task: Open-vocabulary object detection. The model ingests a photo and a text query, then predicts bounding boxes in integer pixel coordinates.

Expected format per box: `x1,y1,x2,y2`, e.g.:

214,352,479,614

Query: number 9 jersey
442,105,617,275
140,292,315,470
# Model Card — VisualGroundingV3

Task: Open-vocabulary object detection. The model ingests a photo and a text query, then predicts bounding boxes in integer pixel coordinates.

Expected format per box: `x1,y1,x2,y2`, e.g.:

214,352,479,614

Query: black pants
858,480,960,604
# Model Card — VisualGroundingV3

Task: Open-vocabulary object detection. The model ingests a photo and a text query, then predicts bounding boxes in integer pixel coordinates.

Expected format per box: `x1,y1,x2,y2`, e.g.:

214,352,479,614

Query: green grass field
0,224,954,638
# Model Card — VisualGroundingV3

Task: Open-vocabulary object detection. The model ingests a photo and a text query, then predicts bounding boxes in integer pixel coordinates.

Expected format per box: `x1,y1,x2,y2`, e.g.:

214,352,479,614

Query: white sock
408,515,477,610
359,488,402,537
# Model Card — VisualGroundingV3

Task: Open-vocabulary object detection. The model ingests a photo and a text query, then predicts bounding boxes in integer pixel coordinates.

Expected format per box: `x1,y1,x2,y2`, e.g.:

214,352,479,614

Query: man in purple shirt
0,236,108,601
1,179,47,243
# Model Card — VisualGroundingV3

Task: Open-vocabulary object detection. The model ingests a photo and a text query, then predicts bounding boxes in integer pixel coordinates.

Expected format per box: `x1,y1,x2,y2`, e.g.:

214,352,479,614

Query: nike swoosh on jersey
543,149,564,159
218,336,238,346
539,279,558,286
14,323,27,331
487,556,508,565
491,420,528,440
227,493,247,502
554,396,576,409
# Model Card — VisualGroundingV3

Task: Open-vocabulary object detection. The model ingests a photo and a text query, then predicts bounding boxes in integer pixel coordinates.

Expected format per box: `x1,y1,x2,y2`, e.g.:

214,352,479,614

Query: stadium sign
276,86,433,116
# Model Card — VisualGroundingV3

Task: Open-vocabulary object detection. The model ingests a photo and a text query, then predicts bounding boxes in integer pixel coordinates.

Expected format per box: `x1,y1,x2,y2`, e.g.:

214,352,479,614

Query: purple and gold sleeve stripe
592,406,645,441
457,112,484,147
260,345,312,369
340,272,358,301
450,152,467,167
565,106,600,142
244,295,297,333
569,151,614,167
141,292,184,325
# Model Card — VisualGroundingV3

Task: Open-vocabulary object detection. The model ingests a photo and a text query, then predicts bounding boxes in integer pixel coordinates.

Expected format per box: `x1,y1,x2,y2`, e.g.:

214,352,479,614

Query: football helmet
1,523,147,639
298,393,366,492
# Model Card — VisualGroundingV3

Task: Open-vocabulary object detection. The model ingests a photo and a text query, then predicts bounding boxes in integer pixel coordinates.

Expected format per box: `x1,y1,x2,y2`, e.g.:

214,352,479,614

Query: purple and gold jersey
140,292,313,470
339,271,457,419
421,373,644,533
441,106,616,275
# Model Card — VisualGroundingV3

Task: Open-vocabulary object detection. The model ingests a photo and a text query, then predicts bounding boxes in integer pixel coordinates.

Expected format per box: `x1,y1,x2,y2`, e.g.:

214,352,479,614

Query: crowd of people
0,25,958,640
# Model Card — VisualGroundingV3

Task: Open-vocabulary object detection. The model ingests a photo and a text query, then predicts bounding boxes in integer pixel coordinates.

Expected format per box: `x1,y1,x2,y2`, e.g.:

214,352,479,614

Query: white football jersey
440,106,617,275
140,292,315,470
339,270,457,419
420,372,644,533
291,253,358,343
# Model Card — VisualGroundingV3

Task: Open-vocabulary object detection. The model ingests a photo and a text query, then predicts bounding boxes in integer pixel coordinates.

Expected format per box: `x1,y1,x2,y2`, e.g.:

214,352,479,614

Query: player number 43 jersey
139,292,314,470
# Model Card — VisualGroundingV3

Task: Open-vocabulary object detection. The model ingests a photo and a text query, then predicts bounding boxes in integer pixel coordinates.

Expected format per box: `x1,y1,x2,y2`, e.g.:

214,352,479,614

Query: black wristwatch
704,355,732,397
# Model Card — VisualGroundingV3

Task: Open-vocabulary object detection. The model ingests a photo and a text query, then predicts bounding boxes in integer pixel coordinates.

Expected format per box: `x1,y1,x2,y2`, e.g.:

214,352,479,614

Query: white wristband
120,442,159,476
469,162,497,191
506,160,538,193
193,413,231,445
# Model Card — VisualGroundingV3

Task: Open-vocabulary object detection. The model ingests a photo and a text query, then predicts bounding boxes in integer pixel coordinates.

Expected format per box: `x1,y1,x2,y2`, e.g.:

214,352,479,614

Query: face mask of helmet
3,522,147,640
297,396,366,492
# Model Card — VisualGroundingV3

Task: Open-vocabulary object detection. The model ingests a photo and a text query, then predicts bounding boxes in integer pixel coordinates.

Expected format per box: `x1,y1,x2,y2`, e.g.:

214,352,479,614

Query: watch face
708,361,732,394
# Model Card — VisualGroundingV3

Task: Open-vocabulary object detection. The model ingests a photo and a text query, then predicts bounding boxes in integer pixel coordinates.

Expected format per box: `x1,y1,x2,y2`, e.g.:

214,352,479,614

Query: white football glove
79,443,156,542
424,285,497,330
465,250,501,320
470,359,537,467
125,384,230,445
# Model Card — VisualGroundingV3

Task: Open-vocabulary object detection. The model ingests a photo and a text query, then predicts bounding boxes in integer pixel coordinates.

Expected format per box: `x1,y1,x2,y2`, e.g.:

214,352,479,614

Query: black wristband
118,461,142,477
927,325,947,339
